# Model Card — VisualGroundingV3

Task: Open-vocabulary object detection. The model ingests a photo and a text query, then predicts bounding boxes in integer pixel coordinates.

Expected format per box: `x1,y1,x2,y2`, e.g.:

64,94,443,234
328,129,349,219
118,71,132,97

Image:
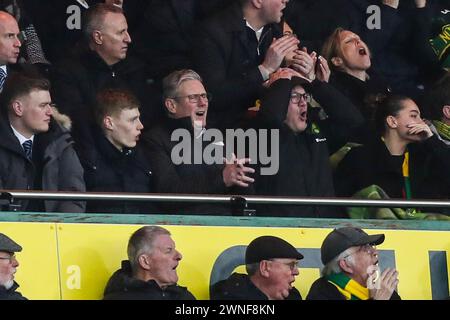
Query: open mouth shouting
358,47,367,56
299,110,307,122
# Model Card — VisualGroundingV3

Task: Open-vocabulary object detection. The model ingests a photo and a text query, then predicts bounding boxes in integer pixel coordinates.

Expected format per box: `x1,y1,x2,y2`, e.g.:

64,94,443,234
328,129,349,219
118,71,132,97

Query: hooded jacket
0,109,85,212
103,260,195,300
254,78,344,218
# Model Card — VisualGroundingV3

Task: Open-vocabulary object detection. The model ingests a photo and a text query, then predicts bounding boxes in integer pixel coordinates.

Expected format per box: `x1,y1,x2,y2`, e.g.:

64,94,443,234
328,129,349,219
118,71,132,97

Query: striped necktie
0,68,6,92
22,140,33,160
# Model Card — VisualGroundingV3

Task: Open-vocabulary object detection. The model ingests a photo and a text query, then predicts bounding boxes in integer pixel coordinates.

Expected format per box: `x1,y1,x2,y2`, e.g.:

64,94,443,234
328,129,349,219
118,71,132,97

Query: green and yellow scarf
326,273,369,300
433,120,450,141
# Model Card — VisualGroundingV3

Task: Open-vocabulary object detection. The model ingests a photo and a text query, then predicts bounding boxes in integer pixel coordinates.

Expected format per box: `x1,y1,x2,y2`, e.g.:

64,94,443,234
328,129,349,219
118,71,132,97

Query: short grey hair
82,3,123,42
245,263,260,276
162,69,203,100
127,226,171,274
321,247,356,276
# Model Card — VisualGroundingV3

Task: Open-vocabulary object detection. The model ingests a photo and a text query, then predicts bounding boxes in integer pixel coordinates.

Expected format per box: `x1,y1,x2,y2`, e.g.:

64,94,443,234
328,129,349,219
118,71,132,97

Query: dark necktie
22,140,33,160
0,68,6,92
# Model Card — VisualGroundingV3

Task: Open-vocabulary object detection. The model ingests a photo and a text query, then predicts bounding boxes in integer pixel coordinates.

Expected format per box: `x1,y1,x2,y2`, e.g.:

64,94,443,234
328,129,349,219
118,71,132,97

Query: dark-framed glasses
172,93,212,103
290,92,311,104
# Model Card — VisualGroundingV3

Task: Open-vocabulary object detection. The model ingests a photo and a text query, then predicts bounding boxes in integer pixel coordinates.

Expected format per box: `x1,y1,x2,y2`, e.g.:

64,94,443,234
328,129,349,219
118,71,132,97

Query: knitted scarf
433,120,450,141
326,273,369,300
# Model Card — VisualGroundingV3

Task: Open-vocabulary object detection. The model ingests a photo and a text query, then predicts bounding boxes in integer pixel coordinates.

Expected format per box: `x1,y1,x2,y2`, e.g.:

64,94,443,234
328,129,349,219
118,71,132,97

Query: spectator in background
0,10,21,91
21,0,100,63
322,27,390,148
51,3,162,140
103,226,195,300
253,74,362,217
334,95,450,214
75,88,156,214
307,227,401,300
423,72,450,145
0,1,49,67
131,0,233,83
192,0,299,129
0,233,26,300
0,72,85,213
211,235,303,300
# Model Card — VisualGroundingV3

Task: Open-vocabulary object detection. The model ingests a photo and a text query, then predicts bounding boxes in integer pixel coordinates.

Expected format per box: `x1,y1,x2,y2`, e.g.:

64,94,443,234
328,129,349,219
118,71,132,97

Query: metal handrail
1,190,449,208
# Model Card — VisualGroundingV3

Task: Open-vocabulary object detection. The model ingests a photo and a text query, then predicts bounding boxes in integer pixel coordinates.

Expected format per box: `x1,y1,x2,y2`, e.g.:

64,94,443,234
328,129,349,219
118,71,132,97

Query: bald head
0,11,21,65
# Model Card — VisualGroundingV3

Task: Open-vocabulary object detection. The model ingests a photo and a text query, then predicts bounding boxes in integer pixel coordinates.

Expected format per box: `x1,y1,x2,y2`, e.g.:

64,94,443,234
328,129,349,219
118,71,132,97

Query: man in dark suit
192,0,299,129
0,10,21,91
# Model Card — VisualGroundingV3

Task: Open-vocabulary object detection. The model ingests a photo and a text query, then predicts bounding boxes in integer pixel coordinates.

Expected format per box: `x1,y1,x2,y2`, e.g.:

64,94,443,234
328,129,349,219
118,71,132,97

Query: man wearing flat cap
306,227,400,300
0,233,26,300
211,235,303,300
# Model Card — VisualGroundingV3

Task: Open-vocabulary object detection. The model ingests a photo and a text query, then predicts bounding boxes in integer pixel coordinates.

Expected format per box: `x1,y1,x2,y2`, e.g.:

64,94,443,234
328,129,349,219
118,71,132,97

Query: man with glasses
142,69,255,215
253,76,360,217
211,235,303,300
0,71,85,212
0,233,26,300
307,227,401,300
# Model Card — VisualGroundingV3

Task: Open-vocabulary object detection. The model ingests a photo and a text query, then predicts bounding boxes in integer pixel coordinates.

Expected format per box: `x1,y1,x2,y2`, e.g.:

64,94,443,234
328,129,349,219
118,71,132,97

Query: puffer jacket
0,109,85,212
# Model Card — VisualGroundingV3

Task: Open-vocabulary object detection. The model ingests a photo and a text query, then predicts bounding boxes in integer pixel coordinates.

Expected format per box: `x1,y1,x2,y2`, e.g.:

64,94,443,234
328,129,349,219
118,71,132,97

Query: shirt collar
10,125,34,146
245,21,264,41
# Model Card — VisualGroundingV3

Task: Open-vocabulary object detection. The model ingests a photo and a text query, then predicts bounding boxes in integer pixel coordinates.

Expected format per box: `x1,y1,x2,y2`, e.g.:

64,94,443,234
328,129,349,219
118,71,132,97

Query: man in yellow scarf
306,227,401,300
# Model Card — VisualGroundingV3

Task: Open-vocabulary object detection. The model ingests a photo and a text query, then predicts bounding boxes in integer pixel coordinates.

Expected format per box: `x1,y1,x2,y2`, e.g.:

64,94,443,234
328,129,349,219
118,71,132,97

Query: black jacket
192,1,283,129
306,276,401,300
0,112,85,213
210,273,302,300
76,125,156,214
329,70,390,148
51,50,163,136
131,0,232,81
103,260,195,300
0,282,27,300
338,0,441,98
334,135,450,210
253,78,352,218
142,117,237,215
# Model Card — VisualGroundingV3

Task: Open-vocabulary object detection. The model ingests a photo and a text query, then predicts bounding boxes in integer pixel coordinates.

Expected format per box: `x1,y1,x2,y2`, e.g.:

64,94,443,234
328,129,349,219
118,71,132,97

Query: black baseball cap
245,236,303,264
321,227,384,265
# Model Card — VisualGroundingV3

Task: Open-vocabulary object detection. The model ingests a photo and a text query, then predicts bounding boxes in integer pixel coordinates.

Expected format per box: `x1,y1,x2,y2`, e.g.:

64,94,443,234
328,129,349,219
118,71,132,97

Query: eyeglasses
172,93,212,104
270,259,300,271
0,254,16,263
290,92,311,104
343,244,377,259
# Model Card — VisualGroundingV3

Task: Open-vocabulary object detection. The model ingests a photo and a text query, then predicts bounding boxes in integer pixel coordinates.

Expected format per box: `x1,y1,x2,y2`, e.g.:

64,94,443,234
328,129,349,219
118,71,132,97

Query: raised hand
315,56,331,83
286,47,316,81
223,153,255,188
369,268,399,300
407,121,433,140
262,35,300,74
264,67,302,88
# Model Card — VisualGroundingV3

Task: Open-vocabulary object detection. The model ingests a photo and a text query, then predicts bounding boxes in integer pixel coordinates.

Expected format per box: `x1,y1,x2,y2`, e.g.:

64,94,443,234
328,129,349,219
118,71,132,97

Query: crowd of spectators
0,0,448,218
